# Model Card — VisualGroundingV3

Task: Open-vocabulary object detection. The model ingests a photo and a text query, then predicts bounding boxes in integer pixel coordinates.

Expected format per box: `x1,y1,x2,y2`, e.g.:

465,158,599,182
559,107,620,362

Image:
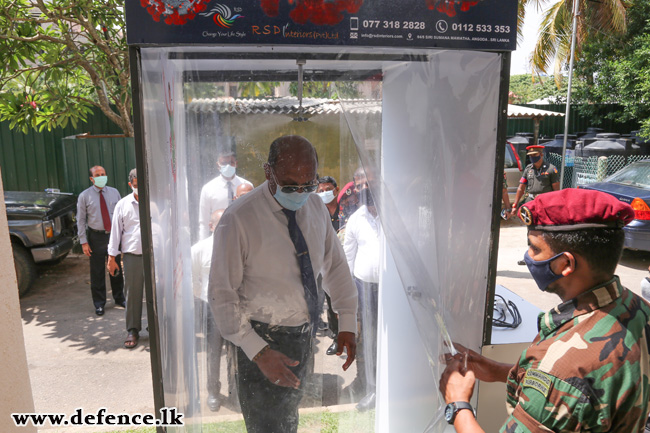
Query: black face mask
359,188,374,207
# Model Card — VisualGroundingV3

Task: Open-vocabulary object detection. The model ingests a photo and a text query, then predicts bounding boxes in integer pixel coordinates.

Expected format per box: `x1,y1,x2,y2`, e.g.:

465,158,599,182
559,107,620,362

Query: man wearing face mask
317,176,341,356
107,169,144,349
511,145,560,214
198,146,253,239
208,135,357,433
343,183,382,412
77,165,125,316
439,189,650,433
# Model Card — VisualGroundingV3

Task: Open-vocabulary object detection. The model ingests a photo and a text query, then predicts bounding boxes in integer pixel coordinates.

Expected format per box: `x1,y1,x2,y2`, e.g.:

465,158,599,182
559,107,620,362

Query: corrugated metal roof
507,104,565,119
186,97,381,116
187,98,560,120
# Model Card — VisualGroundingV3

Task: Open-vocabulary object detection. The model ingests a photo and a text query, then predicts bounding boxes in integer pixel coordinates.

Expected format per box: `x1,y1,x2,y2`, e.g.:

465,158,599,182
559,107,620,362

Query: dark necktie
282,209,319,329
227,181,234,204
99,190,111,232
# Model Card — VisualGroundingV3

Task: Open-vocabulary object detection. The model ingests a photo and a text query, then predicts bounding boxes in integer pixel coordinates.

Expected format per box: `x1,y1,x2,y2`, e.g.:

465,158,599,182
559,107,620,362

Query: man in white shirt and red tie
107,169,143,349
209,135,358,433
76,165,125,316
344,182,382,412
198,145,253,240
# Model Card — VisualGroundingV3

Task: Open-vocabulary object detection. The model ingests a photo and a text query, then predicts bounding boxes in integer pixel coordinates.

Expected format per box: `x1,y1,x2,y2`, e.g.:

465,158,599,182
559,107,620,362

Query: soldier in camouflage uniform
512,145,560,213
439,188,650,432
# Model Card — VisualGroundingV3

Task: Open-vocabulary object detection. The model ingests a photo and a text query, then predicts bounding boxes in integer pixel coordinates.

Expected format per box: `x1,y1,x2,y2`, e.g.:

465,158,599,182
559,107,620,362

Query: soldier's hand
439,358,476,404
443,342,513,383
336,331,356,371
82,243,92,257
255,348,300,389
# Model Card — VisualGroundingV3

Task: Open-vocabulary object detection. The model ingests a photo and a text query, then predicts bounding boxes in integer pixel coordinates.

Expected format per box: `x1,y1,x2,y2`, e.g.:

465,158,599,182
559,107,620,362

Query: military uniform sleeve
520,166,530,184
500,370,600,433
548,165,560,185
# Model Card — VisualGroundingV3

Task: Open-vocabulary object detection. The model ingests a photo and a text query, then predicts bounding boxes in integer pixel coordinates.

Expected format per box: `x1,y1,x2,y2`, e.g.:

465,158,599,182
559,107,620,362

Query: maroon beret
518,188,635,231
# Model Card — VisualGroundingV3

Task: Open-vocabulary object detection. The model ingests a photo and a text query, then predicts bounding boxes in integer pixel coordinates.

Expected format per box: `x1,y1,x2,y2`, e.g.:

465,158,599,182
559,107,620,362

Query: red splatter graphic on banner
425,0,480,17
260,0,364,25
140,0,211,25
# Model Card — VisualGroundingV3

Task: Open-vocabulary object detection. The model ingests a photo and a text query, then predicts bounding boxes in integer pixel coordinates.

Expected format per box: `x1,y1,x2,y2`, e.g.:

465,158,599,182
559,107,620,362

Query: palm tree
518,0,628,82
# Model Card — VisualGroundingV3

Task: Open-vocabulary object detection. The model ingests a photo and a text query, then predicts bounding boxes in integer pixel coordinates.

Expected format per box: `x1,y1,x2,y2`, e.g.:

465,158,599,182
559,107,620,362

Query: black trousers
87,230,124,309
236,321,312,433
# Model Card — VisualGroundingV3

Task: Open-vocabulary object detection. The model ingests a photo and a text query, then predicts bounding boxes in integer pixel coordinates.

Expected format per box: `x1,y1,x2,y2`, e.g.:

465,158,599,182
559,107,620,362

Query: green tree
0,0,132,135
518,0,628,81
509,73,570,104
573,0,650,138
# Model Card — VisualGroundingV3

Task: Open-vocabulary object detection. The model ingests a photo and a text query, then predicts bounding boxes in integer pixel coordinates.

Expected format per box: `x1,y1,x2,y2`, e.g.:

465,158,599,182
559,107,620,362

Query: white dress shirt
191,236,213,302
208,181,358,360
199,174,253,239
107,193,142,256
76,185,121,244
344,205,382,284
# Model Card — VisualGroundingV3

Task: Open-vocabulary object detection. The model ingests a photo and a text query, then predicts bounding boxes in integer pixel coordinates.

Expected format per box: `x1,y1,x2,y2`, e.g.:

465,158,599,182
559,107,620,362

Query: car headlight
43,221,54,239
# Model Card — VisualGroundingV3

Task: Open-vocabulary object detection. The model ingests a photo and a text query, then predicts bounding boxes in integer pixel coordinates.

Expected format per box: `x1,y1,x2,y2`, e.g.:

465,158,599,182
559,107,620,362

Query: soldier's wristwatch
444,401,475,424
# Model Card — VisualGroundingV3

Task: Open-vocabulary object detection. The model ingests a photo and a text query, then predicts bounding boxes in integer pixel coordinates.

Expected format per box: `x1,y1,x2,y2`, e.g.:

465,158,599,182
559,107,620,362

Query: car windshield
505,142,517,169
606,161,650,189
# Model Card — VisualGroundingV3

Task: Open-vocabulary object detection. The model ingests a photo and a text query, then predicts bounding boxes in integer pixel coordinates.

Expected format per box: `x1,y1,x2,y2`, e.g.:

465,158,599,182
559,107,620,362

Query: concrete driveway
19,221,650,431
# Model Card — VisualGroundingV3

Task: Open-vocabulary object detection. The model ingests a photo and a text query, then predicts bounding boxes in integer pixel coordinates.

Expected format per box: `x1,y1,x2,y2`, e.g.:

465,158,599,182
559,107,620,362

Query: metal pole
559,0,580,189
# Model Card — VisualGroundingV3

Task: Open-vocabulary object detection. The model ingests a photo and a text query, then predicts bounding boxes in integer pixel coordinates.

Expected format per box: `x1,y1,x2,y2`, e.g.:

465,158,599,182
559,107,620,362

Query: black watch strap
445,401,475,424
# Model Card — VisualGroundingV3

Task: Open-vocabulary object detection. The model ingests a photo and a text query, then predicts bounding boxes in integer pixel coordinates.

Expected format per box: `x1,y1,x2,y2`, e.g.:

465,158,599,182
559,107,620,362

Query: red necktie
99,190,111,232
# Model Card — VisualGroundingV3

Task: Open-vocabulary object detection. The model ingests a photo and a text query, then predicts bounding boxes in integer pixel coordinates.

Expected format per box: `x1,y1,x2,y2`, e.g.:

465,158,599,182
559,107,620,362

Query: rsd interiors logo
200,4,244,28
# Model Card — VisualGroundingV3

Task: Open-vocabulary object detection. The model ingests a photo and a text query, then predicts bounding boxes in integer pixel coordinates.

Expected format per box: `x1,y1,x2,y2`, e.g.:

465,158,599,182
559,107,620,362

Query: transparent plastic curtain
141,48,202,431
138,45,500,432
337,49,502,432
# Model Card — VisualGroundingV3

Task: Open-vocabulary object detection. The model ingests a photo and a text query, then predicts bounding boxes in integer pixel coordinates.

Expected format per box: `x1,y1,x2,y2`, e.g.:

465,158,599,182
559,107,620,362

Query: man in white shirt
208,135,358,433
107,169,143,349
198,148,253,239
192,209,227,411
343,184,382,412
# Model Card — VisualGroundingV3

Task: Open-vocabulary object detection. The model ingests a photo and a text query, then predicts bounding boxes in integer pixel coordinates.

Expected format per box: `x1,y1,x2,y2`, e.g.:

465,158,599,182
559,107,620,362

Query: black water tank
543,134,577,154
575,133,639,157
576,127,604,139
630,130,650,153
507,132,534,165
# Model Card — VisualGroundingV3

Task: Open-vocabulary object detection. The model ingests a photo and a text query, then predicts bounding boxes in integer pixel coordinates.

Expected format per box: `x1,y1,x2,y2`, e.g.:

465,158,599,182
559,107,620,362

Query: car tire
12,243,37,297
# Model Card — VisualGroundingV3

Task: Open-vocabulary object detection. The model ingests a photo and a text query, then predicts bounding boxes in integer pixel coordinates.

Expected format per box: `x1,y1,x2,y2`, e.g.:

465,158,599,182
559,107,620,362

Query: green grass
103,410,375,433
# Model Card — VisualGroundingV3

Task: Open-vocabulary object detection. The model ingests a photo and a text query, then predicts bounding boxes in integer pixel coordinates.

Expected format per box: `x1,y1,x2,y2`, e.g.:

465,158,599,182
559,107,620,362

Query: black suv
6,191,77,296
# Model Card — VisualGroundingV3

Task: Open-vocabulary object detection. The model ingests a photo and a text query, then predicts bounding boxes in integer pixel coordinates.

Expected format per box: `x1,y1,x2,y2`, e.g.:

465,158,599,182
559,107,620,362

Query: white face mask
131,186,138,196
220,164,236,178
317,190,335,204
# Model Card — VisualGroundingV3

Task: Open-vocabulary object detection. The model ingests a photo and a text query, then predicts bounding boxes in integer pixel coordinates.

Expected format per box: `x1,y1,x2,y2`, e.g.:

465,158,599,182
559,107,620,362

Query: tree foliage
0,0,132,135
509,74,569,104
518,0,628,82
573,0,650,138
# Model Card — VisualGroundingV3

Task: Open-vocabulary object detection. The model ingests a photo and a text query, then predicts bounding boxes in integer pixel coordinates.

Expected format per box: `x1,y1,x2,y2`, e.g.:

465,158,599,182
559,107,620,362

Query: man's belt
251,320,311,335
88,227,110,234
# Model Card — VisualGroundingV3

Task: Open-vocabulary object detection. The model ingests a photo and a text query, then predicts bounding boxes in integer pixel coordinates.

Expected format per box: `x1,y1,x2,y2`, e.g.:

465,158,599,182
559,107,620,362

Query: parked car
504,140,524,205
6,191,77,296
579,160,650,251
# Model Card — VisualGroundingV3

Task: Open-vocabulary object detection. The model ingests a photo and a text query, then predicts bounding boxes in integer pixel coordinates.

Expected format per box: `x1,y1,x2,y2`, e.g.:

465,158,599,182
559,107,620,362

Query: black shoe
116,301,126,308
356,392,376,412
326,340,338,356
517,260,526,266
207,395,220,412
95,307,105,316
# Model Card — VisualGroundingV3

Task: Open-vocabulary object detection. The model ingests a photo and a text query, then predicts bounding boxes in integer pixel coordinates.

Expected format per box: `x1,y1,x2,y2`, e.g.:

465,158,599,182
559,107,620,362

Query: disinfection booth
125,1,518,431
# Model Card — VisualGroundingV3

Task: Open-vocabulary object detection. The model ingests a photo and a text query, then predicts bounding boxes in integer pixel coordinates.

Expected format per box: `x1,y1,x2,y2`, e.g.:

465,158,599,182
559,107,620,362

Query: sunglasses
270,169,318,193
